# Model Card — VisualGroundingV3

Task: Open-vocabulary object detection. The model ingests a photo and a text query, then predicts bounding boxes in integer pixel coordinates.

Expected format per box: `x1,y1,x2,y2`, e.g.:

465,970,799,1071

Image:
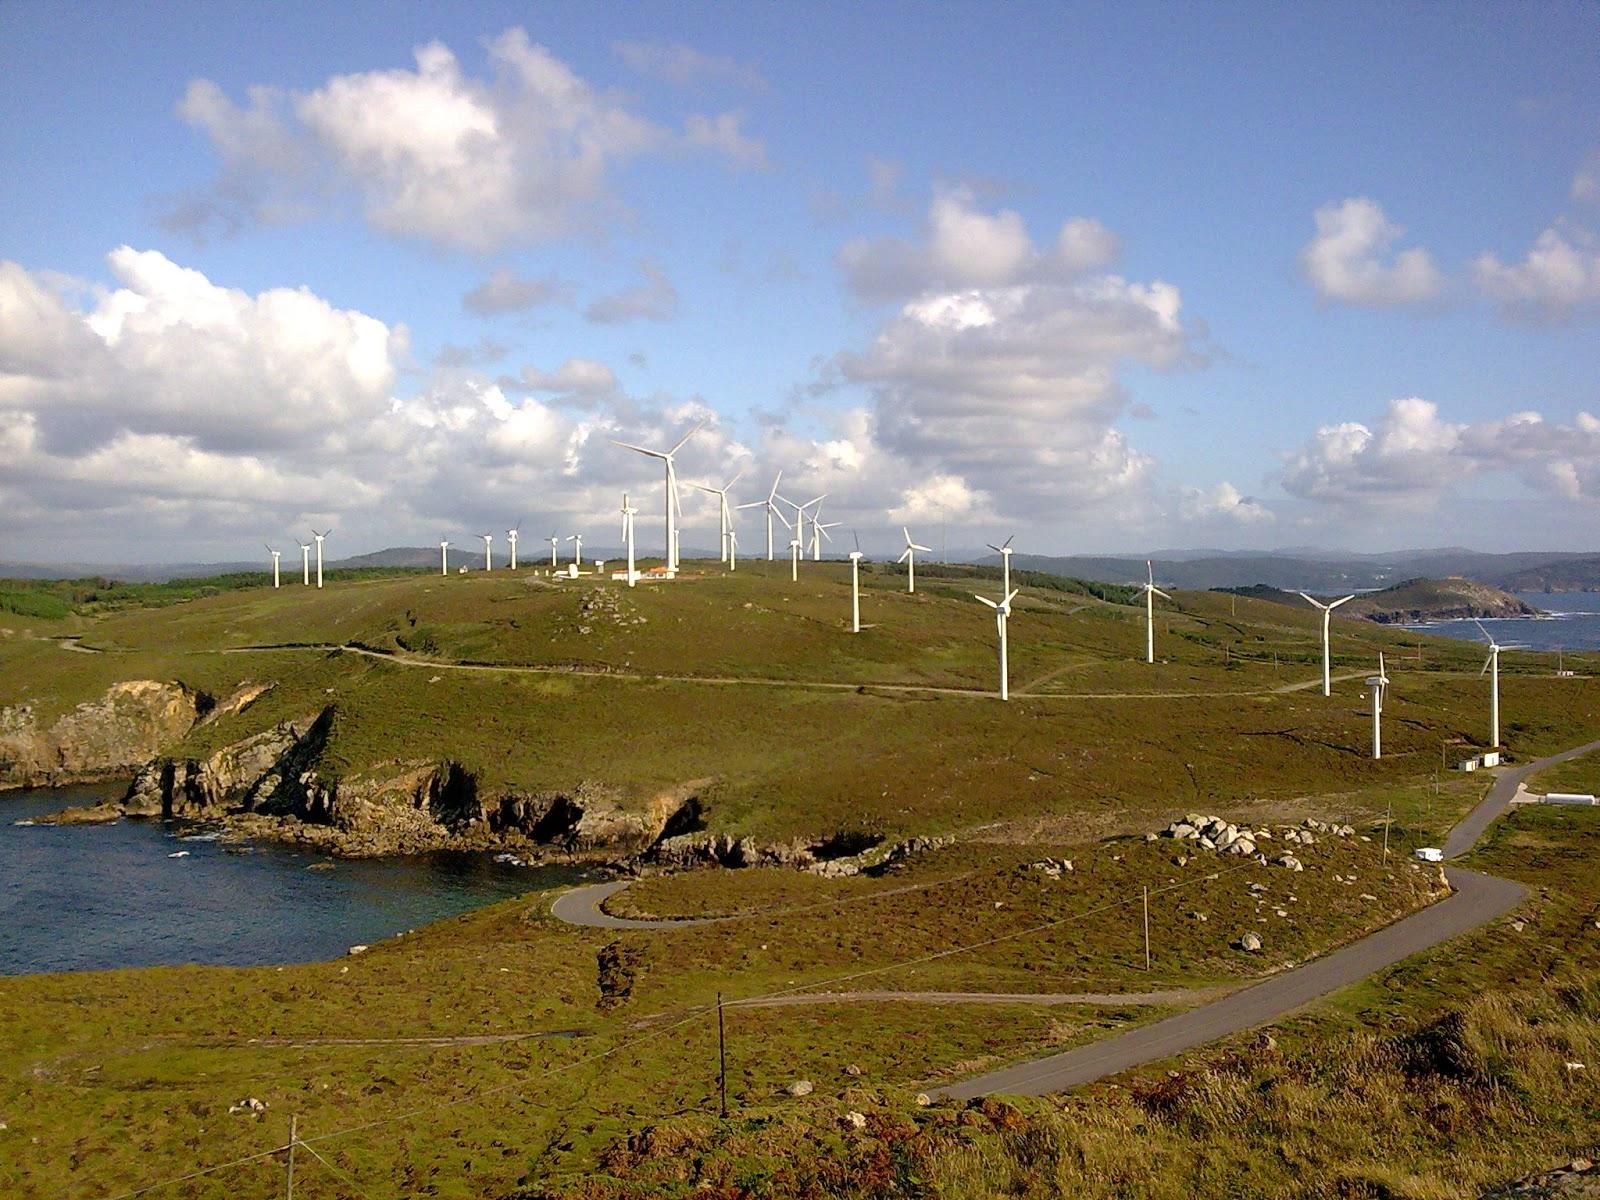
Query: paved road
938,739,1600,1098
548,880,715,930
728,987,1219,1010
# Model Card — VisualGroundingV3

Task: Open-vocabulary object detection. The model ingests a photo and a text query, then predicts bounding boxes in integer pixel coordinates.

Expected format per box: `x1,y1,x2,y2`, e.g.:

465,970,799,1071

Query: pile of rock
1028,856,1074,879
1158,814,1267,857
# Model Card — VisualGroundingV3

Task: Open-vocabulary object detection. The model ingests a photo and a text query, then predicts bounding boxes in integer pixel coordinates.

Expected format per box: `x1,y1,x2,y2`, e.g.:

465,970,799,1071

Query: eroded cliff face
0,681,206,789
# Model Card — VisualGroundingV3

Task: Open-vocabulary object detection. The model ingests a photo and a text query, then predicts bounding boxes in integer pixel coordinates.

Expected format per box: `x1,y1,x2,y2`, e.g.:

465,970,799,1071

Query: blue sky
2,1,1598,563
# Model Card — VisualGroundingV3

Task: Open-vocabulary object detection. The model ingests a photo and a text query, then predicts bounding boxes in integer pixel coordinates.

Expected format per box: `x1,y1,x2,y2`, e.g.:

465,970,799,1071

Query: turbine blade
1296,591,1320,608
985,543,1001,554
1004,588,1019,605
975,594,998,608
1480,655,1492,677
768,470,783,500
1152,588,1173,601
611,440,665,459
902,526,912,545
669,420,705,456
1471,617,1492,641
1329,594,1355,609
724,469,744,490
897,549,910,563
911,542,932,552
1002,535,1014,550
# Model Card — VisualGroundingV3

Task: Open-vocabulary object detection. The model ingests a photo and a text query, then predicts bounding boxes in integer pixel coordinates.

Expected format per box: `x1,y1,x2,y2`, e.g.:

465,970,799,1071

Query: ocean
0,783,584,975
1399,591,1600,655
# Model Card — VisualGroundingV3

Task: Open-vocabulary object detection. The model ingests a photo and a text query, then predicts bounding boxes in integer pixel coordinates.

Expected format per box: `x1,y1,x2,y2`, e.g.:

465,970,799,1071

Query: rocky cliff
0,680,207,789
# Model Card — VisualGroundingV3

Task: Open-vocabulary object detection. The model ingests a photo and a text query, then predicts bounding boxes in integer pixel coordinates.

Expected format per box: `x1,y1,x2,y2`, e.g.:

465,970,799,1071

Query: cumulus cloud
172,28,763,251
1299,197,1444,307
613,41,767,91
583,260,680,324
509,357,619,400
462,267,572,315
1178,481,1274,525
838,187,1120,302
1281,396,1600,511
1473,226,1600,321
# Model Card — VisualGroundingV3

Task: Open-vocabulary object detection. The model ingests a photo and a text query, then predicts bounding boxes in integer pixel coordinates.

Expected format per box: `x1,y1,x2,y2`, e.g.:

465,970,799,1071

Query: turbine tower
567,532,584,566
987,535,1015,595
439,539,450,577
311,529,329,589
1474,619,1502,748
506,526,520,570
480,532,493,571
620,494,638,586
1366,652,1389,759
848,532,864,633
265,545,281,589
736,471,785,561
1142,561,1173,665
976,588,1020,701
1297,591,1355,696
548,533,560,568
898,527,932,593
728,527,739,572
789,537,802,582
691,471,743,565
610,421,703,571
298,540,311,586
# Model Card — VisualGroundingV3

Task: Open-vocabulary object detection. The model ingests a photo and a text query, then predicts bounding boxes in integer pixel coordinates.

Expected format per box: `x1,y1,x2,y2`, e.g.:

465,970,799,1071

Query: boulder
786,1080,814,1097
1238,931,1263,953
841,1111,867,1130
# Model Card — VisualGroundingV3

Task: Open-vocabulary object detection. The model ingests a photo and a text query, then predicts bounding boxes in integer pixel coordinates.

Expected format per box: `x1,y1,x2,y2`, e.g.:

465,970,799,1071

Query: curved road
549,880,714,930
938,739,1600,1098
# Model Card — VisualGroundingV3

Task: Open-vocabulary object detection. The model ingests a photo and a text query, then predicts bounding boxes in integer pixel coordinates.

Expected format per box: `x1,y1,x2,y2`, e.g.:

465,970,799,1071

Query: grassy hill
1215,577,1541,625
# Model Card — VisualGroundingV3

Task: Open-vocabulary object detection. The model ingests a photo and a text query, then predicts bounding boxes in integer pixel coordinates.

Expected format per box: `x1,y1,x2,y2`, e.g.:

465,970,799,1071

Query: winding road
938,740,1598,1097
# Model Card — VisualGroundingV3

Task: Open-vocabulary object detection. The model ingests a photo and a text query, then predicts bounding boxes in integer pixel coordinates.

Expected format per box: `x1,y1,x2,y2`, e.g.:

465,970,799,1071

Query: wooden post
717,992,728,1119
1383,797,1392,864
286,1114,297,1200
1142,887,1151,970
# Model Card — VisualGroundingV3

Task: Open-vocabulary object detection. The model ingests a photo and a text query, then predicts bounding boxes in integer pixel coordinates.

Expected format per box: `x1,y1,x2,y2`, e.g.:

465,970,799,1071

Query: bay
1399,591,1600,654
0,783,583,975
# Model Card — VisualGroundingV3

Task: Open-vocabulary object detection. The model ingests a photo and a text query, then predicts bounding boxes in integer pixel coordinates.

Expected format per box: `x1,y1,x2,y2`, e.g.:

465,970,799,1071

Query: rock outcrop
0,680,207,789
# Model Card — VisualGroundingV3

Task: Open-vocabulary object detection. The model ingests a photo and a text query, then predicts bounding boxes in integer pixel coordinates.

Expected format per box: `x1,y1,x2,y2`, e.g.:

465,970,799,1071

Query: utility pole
717,992,728,1119
1142,886,1151,971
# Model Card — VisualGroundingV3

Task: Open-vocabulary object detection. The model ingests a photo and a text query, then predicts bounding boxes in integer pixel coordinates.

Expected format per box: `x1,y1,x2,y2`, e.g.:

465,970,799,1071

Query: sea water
1397,591,1600,654
0,783,584,974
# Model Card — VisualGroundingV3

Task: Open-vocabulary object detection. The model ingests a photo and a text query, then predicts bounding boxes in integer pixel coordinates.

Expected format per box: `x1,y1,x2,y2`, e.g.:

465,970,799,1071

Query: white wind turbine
479,532,493,571
620,494,638,586
610,421,703,571
547,532,560,568
1366,652,1389,759
736,471,785,561
506,525,520,570
1473,619,1502,748
987,535,1015,595
691,471,743,565
298,540,311,586
567,532,584,566
439,539,450,577
975,587,1020,701
848,532,864,633
311,529,329,589
1142,561,1173,665
728,527,739,571
811,517,840,560
898,527,933,593
789,493,827,559
1298,591,1355,696
265,545,281,589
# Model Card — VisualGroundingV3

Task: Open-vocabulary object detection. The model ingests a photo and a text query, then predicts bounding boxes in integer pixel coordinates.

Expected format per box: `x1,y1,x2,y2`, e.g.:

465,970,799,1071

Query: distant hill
1006,550,1593,593
1492,555,1600,593
1214,577,1541,624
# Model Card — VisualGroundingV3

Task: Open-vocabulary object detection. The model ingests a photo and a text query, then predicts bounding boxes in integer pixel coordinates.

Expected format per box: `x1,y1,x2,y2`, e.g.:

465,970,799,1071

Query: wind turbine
567,532,584,567
1298,591,1355,696
848,532,864,633
787,493,826,560
311,529,329,589
975,588,1020,701
620,494,638,586
1365,652,1389,759
506,525,520,570
811,518,840,560
1142,561,1173,665
728,527,739,571
479,532,493,571
736,471,785,561
1473,619,1502,748
265,545,281,588
610,421,703,571
547,533,560,568
691,471,743,565
439,539,450,577
987,535,1015,595
297,540,311,586
898,527,932,593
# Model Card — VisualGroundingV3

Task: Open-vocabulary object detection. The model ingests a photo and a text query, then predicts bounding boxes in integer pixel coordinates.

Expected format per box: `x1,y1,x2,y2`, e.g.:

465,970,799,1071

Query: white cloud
513,358,619,399
583,260,680,324
1282,396,1600,511
462,267,572,315
613,41,767,91
1573,149,1600,205
1178,481,1274,525
1473,226,1600,321
1299,197,1444,307
838,187,1121,302
173,28,763,251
